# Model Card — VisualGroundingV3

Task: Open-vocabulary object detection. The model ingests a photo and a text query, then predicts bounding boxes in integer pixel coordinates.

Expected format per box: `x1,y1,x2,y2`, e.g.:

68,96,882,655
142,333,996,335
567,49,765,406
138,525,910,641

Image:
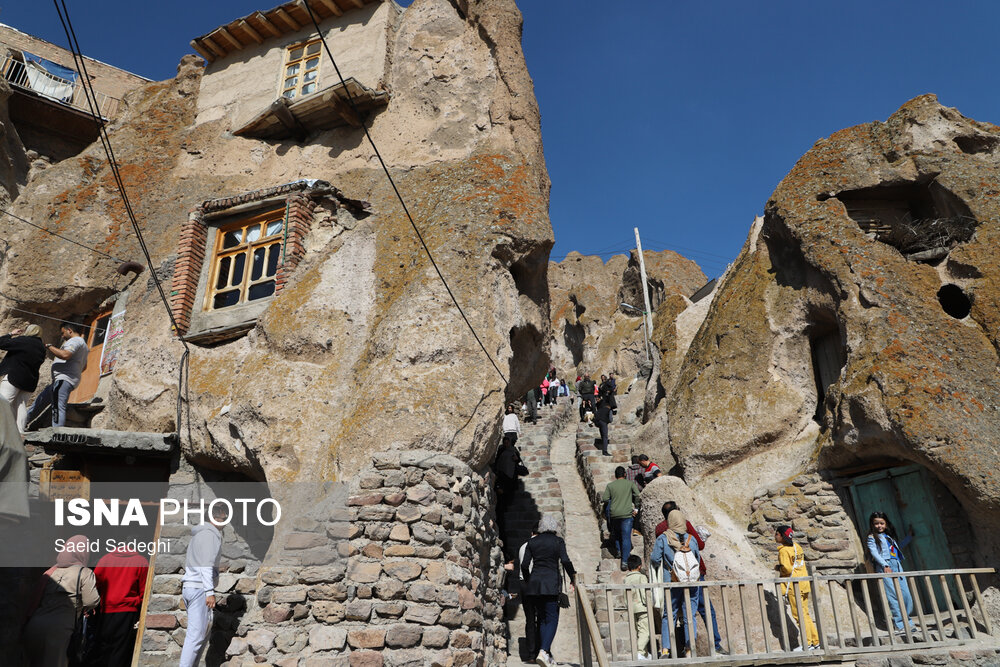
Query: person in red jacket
654,501,726,654
90,546,149,667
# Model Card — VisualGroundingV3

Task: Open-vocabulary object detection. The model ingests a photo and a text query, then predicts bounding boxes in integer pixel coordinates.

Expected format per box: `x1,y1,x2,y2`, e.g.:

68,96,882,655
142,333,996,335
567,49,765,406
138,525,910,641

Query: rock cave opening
937,283,972,319
564,294,585,367
807,314,845,421
834,178,979,264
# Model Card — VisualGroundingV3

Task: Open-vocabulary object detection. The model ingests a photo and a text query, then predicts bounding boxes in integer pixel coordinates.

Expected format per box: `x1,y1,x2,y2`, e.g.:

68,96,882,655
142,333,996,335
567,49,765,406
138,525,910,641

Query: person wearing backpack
775,525,819,650
650,509,701,658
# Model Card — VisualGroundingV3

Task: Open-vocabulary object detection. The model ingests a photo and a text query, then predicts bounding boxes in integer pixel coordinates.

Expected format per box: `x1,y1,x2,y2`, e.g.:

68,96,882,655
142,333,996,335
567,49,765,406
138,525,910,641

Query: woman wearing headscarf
520,513,576,667
0,324,46,434
23,535,100,667
650,509,701,658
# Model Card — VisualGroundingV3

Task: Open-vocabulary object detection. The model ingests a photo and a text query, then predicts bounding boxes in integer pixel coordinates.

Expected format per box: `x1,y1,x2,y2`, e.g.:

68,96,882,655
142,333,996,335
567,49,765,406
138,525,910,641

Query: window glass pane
213,290,240,309
285,63,300,76
266,221,283,237
215,256,231,289
266,243,281,277
305,57,319,70
283,89,296,99
231,252,246,286
222,230,242,249
303,70,317,83
288,47,303,61
246,225,262,243
302,82,317,95
93,315,111,346
283,76,298,90
251,247,266,281
306,42,320,56
248,280,276,301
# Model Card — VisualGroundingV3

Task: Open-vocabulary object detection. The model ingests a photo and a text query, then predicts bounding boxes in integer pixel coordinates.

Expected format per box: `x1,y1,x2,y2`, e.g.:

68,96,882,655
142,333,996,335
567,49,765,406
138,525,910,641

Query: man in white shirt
26,321,88,428
179,504,227,667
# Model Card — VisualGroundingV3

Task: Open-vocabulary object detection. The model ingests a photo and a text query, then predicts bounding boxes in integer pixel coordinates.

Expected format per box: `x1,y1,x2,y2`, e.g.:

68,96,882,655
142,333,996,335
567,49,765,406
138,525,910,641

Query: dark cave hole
937,284,972,319
953,134,999,155
835,178,979,264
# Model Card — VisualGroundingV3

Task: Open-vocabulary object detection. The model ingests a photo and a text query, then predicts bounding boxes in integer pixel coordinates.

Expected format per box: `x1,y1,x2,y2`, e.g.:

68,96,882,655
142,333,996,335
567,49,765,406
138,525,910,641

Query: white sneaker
535,649,553,666
637,652,651,661
792,646,804,652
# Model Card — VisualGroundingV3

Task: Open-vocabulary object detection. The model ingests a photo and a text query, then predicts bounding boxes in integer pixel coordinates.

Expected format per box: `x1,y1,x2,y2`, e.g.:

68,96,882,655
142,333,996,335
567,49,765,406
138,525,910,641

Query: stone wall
141,450,505,666
746,473,860,574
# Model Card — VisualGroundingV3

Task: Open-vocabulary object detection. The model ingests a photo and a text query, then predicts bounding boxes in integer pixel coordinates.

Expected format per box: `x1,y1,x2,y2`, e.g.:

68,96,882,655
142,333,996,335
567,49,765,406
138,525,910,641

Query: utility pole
634,227,655,364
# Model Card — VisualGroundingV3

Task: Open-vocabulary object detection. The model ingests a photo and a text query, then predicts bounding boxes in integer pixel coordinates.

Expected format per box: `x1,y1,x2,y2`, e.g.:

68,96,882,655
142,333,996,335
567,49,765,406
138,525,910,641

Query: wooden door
848,464,956,607
69,311,111,403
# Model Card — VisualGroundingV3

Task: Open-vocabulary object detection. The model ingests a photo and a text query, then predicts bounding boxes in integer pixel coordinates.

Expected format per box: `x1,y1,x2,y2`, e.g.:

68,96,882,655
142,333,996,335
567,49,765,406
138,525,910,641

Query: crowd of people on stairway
494,367,923,663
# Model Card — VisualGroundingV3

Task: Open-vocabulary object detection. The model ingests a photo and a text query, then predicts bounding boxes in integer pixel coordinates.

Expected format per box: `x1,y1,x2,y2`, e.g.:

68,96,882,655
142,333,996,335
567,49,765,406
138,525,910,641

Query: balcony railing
0,54,121,120
576,567,997,665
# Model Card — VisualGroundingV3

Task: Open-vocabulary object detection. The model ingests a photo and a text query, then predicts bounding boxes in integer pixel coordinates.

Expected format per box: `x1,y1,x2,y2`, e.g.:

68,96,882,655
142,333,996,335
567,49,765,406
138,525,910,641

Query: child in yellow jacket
775,525,819,650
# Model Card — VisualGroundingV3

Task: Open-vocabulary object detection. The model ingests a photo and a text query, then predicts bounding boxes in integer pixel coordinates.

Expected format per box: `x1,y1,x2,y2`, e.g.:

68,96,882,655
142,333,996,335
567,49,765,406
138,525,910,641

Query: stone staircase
500,401,573,664
501,401,572,558
573,409,652,657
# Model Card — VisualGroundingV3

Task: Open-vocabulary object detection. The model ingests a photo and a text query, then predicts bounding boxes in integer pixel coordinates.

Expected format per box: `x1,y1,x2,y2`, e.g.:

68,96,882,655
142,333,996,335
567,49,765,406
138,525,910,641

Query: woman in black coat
520,514,576,666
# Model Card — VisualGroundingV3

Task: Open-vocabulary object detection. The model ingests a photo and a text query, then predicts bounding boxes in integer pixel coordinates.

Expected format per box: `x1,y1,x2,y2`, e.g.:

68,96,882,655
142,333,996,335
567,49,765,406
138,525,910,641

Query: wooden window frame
281,38,322,101
205,207,286,312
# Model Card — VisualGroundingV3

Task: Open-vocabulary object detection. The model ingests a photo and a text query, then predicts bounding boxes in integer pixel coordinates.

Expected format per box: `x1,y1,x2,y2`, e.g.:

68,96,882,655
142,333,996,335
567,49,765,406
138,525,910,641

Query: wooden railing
0,54,121,120
577,568,996,665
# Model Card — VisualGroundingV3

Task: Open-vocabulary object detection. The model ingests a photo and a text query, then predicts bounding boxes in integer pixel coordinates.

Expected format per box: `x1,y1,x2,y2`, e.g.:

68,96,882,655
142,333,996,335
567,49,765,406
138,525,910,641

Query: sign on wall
99,310,125,375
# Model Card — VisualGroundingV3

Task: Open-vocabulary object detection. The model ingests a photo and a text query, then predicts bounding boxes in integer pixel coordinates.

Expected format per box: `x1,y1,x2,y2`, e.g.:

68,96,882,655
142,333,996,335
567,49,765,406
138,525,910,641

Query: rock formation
659,95,1000,587
548,249,705,382
0,0,551,482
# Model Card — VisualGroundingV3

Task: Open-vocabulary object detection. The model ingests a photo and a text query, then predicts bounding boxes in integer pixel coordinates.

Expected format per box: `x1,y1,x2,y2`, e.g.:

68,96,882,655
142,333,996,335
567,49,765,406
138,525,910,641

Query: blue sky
3,1,998,278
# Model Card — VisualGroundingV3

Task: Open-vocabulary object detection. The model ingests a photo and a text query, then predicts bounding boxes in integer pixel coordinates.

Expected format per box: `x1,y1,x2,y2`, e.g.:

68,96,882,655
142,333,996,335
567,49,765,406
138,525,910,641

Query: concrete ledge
25,427,176,456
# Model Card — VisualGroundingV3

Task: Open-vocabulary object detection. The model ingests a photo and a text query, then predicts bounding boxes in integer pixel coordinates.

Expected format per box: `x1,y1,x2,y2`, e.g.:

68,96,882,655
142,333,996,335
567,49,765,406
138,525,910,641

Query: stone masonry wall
141,450,506,666
746,473,860,574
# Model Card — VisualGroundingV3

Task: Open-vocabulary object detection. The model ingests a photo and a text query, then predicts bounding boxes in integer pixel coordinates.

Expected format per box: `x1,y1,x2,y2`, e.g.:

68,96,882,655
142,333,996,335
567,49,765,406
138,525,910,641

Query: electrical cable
0,208,128,263
6,307,90,329
53,0,190,445
300,1,508,387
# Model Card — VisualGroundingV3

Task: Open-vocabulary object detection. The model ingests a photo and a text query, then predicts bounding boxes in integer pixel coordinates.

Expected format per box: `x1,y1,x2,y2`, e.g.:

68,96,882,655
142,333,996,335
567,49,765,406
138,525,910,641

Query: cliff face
548,250,705,382
663,95,1000,562
0,0,552,481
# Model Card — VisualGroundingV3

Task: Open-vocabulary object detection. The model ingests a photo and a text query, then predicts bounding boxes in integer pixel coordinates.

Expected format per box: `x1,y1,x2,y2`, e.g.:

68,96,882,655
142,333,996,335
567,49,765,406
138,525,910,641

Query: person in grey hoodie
179,504,226,667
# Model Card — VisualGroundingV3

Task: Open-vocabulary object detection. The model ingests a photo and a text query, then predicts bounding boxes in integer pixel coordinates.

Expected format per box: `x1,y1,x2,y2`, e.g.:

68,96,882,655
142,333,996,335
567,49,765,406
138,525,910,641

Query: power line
53,0,187,354
6,307,90,329
53,0,190,446
0,208,128,263
301,2,508,386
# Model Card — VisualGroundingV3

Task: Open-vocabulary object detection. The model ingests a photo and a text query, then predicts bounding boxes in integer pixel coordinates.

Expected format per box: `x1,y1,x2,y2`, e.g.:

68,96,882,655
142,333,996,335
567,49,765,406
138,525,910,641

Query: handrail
580,567,997,665
574,574,610,667
0,54,121,120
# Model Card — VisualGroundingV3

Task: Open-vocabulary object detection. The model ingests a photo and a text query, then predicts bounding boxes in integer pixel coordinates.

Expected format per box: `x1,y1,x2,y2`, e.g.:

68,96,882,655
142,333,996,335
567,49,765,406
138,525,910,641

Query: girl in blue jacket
866,511,915,634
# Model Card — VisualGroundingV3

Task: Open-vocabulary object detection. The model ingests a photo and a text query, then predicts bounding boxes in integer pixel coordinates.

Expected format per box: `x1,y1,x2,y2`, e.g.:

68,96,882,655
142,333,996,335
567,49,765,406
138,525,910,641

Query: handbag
558,560,571,608
67,568,88,666
515,452,529,477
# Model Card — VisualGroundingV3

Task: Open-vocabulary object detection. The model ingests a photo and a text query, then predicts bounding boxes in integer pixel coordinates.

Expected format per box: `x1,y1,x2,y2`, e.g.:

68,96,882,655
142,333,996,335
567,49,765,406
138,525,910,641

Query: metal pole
634,228,654,363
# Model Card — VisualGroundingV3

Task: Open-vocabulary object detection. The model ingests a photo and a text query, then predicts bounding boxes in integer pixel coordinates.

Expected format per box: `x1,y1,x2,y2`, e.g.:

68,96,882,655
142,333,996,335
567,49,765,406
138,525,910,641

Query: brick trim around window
170,180,359,343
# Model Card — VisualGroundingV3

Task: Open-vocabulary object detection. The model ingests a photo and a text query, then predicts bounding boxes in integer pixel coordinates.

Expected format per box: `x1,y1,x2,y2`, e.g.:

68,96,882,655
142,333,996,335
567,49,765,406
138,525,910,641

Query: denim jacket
866,533,912,569
650,531,700,581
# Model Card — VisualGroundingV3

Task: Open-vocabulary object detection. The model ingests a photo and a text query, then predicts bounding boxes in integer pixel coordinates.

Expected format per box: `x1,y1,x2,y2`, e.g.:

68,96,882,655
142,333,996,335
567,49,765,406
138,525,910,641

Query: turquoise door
848,464,955,608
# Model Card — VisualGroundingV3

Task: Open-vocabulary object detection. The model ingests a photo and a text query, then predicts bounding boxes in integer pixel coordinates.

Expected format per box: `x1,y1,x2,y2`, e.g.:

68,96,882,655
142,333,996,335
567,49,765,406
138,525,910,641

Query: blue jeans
611,516,633,568
698,574,723,649
883,558,914,630
663,586,700,655
537,595,560,652
27,379,72,427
